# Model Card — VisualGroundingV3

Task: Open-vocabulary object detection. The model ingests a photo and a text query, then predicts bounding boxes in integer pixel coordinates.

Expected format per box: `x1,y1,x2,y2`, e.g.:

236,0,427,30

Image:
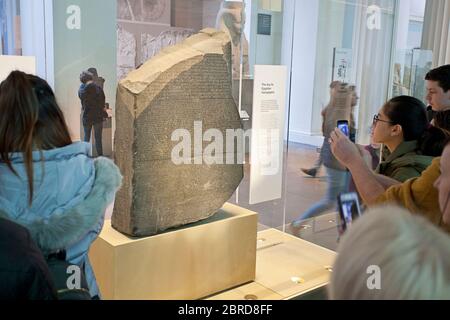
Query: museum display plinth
89,203,258,300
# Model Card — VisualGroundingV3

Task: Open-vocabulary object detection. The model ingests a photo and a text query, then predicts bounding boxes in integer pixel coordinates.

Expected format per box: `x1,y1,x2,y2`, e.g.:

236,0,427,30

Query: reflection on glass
118,0,168,22
0,0,21,55
391,49,432,102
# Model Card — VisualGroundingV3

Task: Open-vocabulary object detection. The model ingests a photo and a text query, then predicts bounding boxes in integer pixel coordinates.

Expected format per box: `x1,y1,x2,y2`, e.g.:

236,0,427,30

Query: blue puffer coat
0,142,122,298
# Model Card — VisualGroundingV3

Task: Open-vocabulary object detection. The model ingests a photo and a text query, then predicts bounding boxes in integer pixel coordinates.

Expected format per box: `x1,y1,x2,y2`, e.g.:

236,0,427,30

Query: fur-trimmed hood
0,143,122,254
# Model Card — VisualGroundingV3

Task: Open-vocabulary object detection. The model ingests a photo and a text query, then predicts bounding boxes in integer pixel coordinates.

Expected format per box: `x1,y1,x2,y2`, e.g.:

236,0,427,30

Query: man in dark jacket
426,105,436,123
425,65,450,113
79,71,106,156
0,218,57,300
88,67,106,89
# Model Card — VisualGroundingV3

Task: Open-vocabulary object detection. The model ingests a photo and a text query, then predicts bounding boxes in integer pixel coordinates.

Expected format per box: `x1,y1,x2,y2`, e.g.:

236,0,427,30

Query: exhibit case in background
391,48,433,101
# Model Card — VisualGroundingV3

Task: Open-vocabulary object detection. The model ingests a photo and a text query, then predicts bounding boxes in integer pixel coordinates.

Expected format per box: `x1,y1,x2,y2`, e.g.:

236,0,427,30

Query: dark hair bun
419,125,450,157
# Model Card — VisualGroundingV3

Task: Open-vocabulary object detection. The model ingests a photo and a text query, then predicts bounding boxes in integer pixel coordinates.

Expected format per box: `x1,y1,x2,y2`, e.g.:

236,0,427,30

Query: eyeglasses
373,114,394,125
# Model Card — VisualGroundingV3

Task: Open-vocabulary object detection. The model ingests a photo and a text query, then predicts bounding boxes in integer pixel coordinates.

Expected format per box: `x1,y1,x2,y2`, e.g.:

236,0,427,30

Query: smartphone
337,192,362,234
337,120,350,138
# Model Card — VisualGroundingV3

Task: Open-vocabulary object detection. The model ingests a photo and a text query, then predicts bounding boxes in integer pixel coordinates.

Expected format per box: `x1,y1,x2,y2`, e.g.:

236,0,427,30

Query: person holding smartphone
329,129,450,235
290,84,359,232
338,96,447,185
371,96,447,182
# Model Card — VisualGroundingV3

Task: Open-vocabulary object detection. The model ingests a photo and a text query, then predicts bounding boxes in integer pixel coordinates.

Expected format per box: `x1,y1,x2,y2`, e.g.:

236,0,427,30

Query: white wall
311,0,347,136
0,55,35,80
243,0,251,43
4,0,16,55
254,9,283,65
422,0,450,66
281,0,294,140
20,0,54,87
248,0,283,76
395,0,411,51
410,0,426,19
282,0,322,146
248,0,258,76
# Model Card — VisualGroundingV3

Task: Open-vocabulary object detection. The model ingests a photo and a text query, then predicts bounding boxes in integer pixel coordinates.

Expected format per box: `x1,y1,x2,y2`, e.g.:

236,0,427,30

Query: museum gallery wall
116,0,248,81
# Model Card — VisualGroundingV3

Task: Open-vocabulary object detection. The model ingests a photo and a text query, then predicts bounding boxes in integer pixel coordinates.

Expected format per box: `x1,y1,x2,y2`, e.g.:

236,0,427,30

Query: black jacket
78,82,106,124
0,218,57,300
427,106,436,123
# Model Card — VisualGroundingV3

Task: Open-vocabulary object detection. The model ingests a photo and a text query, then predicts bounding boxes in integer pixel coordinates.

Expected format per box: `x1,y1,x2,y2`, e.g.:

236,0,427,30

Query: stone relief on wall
141,28,195,66
117,26,137,81
116,0,250,81
118,0,169,23
117,27,195,81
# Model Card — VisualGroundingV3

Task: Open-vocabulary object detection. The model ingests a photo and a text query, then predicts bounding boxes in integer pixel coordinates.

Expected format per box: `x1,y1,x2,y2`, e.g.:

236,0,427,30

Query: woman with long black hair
0,71,122,298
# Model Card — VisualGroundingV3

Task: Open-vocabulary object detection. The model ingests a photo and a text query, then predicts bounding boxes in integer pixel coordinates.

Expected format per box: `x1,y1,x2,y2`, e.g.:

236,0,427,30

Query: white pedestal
89,203,258,300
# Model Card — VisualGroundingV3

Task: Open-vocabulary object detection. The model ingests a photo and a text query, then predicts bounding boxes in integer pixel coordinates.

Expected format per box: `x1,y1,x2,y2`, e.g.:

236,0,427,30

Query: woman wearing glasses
371,95,448,182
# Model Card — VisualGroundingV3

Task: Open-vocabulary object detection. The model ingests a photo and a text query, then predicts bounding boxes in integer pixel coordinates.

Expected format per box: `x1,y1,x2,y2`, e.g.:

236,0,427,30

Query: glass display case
1,0,435,300
391,48,433,101
1,0,405,246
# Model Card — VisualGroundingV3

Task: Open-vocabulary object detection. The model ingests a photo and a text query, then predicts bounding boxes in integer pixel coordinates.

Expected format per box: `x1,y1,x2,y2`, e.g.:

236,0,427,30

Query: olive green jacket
376,141,434,182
